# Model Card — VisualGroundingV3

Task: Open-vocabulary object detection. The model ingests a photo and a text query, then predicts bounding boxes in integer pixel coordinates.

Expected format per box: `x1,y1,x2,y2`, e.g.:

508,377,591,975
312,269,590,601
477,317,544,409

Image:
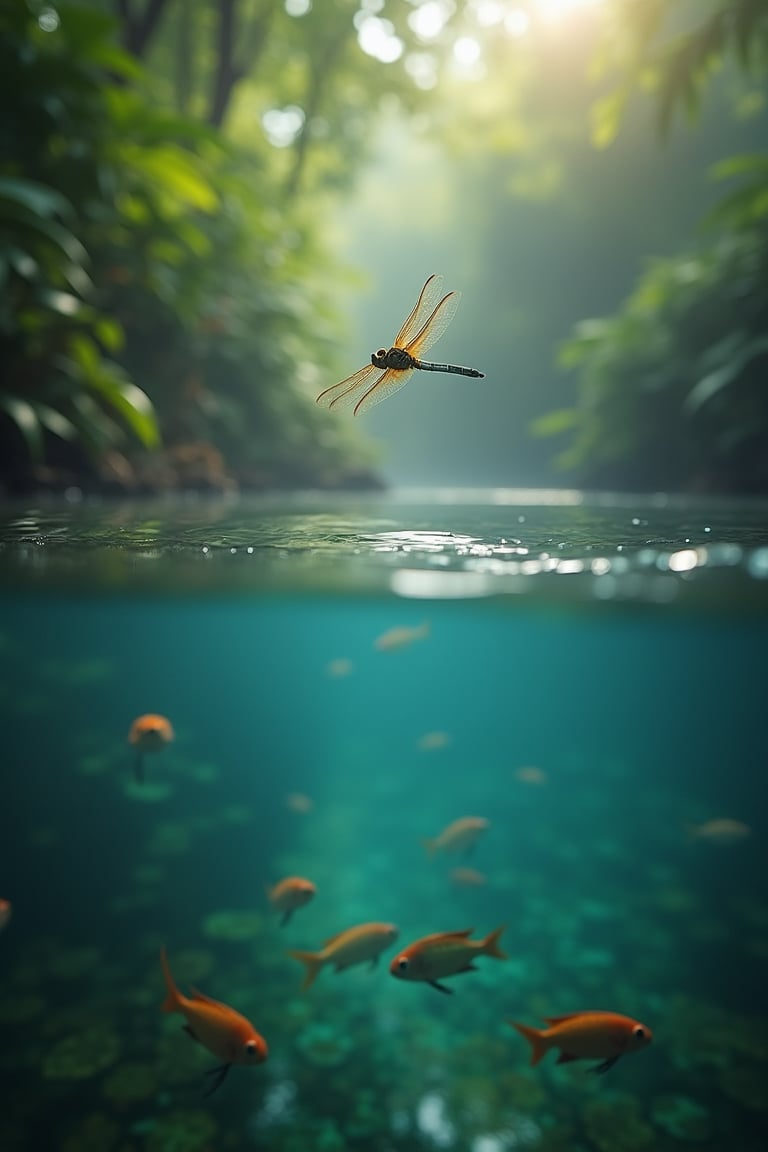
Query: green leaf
530,408,581,438
0,396,44,463
0,177,73,221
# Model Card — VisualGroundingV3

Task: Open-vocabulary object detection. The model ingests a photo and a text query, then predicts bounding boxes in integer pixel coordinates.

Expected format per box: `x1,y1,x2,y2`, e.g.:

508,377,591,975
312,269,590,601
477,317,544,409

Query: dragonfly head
371,348,389,368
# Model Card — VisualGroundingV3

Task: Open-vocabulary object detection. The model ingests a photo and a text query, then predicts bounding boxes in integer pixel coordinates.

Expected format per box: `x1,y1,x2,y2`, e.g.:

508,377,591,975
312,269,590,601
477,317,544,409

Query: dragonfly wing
393,275,444,348
353,368,416,417
407,291,460,359
316,363,381,411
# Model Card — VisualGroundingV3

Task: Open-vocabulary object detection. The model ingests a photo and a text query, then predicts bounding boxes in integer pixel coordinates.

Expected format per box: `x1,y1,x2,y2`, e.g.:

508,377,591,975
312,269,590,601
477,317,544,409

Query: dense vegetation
0,1,425,493
2,0,767,495
536,0,768,492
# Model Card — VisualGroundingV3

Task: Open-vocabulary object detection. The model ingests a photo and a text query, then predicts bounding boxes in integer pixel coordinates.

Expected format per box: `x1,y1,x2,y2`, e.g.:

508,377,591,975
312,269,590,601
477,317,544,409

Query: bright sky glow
409,1,453,42
357,16,404,63
473,0,506,27
284,0,310,16
534,0,604,21
453,36,481,66
262,106,305,148
405,52,439,90
505,8,530,36
38,7,60,31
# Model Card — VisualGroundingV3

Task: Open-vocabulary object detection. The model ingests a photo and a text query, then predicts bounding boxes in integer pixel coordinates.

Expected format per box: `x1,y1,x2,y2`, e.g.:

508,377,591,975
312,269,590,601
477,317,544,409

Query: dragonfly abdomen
414,359,485,379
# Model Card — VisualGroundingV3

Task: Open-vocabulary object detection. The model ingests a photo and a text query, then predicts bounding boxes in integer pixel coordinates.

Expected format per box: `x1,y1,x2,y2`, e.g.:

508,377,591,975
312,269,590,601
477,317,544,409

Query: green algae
202,908,264,940
102,1061,157,1104
144,1110,217,1152
43,1026,121,1080
651,1094,712,1141
582,1094,655,1152
61,1111,120,1152
295,1021,354,1067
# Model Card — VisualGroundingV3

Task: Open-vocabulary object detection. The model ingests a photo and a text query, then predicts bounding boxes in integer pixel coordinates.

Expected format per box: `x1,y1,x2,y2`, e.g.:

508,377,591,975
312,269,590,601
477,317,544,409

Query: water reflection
0,490,767,604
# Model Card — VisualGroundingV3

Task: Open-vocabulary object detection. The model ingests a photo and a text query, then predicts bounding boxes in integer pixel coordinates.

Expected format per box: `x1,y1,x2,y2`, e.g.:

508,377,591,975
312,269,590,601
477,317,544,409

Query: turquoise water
1,492,767,1151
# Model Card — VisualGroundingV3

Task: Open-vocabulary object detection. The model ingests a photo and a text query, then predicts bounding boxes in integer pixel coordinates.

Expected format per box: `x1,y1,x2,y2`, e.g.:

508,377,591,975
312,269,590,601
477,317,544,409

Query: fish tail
509,1020,548,1066
160,945,183,1014
422,838,438,859
288,949,324,990
481,924,508,960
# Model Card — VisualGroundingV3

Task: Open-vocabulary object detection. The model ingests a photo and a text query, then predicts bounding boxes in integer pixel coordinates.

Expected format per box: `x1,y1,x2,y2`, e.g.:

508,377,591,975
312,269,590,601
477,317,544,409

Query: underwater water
1,490,767,1152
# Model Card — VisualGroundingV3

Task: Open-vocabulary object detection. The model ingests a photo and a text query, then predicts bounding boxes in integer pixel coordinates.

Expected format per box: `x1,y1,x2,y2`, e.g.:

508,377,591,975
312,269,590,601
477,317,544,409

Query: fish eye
397,957,409,971
633,1026,646,1040
245,1041,258,1057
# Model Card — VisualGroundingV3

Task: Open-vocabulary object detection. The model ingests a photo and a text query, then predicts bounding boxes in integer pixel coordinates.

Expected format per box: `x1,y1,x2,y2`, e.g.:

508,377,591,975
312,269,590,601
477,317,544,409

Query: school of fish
5,625,744,1099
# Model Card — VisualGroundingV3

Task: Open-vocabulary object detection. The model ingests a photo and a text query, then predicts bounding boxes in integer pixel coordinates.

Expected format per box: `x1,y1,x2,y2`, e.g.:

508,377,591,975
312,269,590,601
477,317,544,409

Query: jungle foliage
538,0,768,492
0,0,443,492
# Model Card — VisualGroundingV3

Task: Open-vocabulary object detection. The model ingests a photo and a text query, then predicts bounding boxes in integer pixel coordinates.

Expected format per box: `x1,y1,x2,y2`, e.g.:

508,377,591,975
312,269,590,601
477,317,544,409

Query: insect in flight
316,274,485,417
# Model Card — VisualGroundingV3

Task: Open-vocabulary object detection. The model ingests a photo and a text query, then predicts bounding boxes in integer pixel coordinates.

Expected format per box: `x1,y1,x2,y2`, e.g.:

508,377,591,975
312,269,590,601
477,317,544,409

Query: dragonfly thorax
371,346,415,371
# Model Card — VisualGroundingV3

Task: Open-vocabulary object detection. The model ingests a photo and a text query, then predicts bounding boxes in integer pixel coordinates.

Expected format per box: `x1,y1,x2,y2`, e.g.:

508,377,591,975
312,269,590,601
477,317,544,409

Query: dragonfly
316,274,485,417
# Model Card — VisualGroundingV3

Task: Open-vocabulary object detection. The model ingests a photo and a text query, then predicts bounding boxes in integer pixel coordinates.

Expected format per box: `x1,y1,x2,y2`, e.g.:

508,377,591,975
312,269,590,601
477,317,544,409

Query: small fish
0,899,11,932
509,1011,652,1074
160,946,268,1095
374,622,429,651
423,816,489,859
266,876,316,926
326,658,353,678
128,714,174,785
450,867,487,888
418,731,451,751
288,921,399,990
285,792,313,814
688,819,751,844
514,765,547,786
390,926,507,994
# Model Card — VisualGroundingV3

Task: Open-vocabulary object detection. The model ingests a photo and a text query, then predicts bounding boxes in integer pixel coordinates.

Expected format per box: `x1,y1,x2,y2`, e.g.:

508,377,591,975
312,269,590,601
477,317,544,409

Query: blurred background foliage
1,0,767,494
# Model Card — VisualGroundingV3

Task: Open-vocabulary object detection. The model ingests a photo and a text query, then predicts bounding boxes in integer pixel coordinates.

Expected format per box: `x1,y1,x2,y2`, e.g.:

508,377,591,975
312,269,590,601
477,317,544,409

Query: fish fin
481,924,508,960
203,1063,231,1097
160,946,183,1014
591,1055,621,1075
182,1024,200,1043
288,949,324,990
429,980,454,994
189,986,229,1010
322,929,347,947
457,962,478,973
134,748,144,785
555,1051,580,1064
280,908,293,927
543,1012,609,1024
508,1021,548,1067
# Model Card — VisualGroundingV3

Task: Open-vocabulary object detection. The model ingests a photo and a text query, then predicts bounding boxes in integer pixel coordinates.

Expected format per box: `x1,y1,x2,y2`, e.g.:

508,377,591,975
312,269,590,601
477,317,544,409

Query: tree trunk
115,0,172,59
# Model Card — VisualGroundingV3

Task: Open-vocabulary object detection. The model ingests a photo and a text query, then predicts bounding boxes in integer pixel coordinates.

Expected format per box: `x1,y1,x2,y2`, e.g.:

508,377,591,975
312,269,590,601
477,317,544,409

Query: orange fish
128,714,174,785
687,818,750,844
266,876,316,926
0,899,11,933
418,731,451,751
450,867,486,888
509,1011,652,1074
423,816,489,858
288,921,399,990
390,926,507,994
374,622,429,651
514,765,547,786
160,946,268,1095
285,792,313,814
